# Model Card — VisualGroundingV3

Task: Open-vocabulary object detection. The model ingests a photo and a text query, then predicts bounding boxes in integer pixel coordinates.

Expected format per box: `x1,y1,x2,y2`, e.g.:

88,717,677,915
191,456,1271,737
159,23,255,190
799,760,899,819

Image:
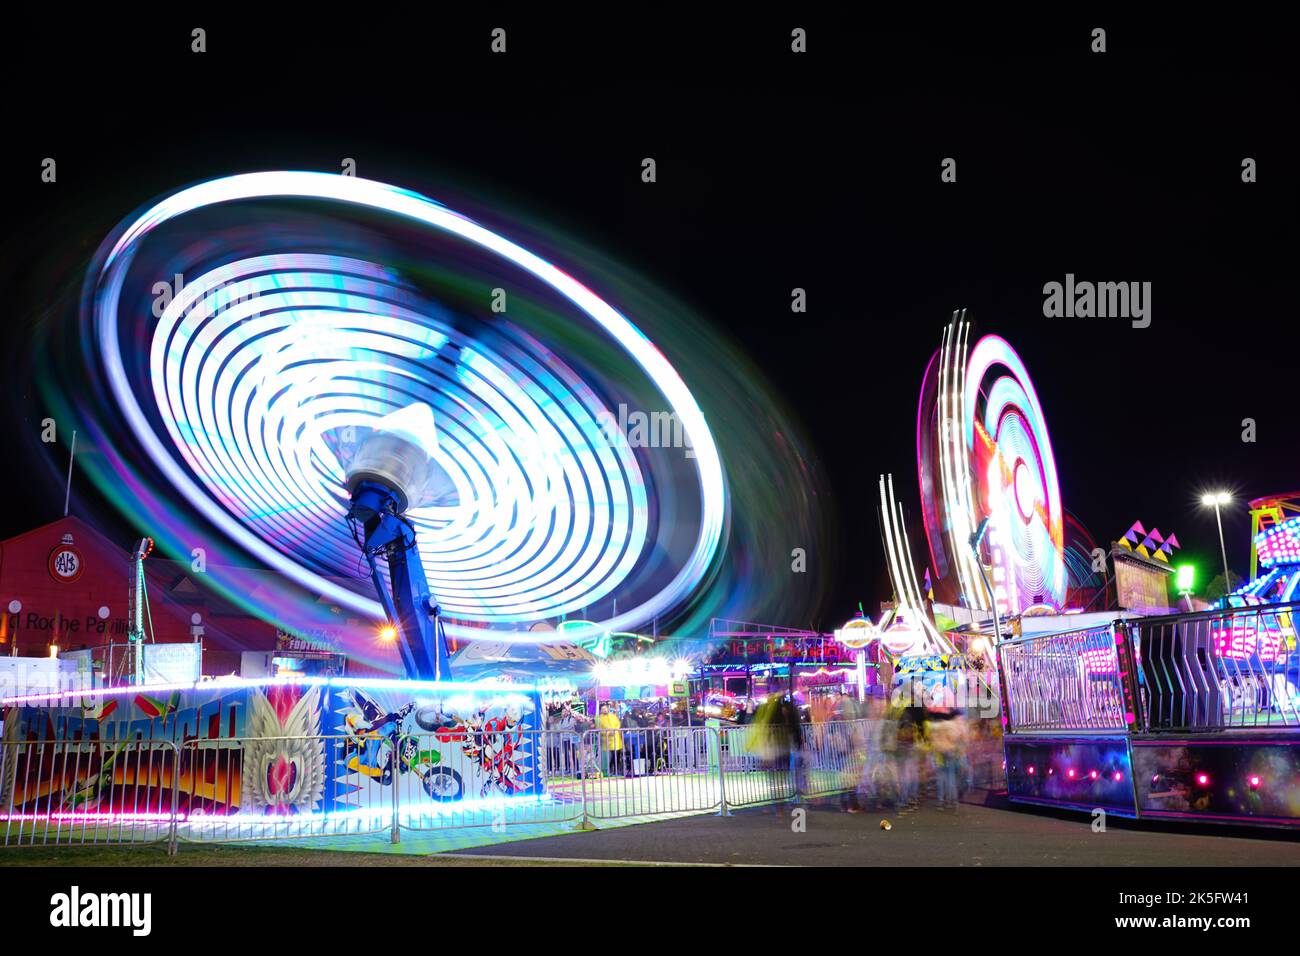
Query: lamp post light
7,600,19,656
1201,492,1233,592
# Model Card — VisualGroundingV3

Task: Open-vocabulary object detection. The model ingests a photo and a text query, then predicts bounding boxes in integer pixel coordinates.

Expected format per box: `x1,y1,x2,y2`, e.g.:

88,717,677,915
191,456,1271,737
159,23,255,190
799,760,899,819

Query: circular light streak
967,335,1065,611
1012,459,1034,522
90,172,726,641
150,252,648,623
919,316,1066,616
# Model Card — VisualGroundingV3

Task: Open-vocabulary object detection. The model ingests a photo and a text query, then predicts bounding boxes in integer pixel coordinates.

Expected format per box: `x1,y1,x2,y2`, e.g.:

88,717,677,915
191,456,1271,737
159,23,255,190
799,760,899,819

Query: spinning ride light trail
148,252,649,629
83,171,730,649
877,473,954,655
918,310,1067,622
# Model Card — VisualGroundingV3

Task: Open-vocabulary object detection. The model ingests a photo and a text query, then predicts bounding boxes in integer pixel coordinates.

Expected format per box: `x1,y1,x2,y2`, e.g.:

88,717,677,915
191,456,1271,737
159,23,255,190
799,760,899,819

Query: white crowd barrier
3,716,981,852
1,738,180,850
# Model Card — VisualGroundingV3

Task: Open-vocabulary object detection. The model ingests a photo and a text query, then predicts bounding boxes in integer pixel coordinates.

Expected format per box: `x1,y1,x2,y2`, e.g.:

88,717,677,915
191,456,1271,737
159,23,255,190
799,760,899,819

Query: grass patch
0,843,631,867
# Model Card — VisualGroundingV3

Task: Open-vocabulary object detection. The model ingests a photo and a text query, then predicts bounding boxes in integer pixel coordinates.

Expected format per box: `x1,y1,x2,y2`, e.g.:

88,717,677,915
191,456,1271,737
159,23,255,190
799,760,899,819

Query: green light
1176,564,1195,592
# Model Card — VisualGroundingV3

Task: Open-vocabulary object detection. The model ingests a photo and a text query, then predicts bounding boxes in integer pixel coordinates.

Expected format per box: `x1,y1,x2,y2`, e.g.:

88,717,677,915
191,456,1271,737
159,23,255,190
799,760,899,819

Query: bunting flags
1117,521,1181,563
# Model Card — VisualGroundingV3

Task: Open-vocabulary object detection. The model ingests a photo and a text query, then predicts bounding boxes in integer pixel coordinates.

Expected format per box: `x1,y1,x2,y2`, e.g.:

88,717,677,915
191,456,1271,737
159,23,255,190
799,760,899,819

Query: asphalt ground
450,790,1300,866
7,790,1300,867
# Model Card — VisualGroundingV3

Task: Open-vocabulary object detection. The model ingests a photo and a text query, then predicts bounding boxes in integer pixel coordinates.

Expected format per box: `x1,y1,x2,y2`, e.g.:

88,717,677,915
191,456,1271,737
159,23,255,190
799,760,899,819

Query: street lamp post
1201,492,1232,592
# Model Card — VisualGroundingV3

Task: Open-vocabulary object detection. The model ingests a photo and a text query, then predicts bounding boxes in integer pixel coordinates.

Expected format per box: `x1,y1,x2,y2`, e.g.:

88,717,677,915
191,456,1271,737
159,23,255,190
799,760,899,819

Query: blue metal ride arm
347,480,451,681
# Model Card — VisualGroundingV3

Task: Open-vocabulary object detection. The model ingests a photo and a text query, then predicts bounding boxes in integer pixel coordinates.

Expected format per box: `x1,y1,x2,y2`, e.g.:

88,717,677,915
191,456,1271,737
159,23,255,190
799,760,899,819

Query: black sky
2,13,1295,630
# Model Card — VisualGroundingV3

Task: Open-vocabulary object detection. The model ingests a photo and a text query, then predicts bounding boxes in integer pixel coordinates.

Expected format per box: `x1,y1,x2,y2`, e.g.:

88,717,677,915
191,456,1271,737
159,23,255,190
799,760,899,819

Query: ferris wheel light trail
920,311,1067,625
90,172,726,642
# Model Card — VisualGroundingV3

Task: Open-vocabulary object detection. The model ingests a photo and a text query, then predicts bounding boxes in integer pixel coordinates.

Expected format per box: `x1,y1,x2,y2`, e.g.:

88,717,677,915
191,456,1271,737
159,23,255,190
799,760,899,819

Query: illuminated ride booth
912,312,1300,825
1,172,732,833
997,601,1300,827
690,620,868,719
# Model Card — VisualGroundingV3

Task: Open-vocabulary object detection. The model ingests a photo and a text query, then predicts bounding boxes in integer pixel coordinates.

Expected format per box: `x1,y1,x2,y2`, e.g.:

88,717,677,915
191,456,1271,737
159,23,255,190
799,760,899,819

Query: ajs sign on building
1,525,129,644
48,535,85,583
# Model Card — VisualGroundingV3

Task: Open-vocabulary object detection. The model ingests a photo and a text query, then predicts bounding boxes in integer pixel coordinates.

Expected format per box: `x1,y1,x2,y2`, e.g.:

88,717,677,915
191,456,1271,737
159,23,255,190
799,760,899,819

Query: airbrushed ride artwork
1,680,541,820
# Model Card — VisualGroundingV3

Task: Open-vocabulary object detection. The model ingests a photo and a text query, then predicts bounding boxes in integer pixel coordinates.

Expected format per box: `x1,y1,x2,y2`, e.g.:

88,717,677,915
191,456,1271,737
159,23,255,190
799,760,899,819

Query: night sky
2,14,1295,632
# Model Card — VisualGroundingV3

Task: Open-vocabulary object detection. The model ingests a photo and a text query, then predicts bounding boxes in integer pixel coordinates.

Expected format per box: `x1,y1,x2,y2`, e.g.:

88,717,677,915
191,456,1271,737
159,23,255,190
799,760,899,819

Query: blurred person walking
850,694,887,811
623,707,643,777
543,703,563,779
779,694,807,796
895,682,925,812
596,703,623,777
927,707,967,810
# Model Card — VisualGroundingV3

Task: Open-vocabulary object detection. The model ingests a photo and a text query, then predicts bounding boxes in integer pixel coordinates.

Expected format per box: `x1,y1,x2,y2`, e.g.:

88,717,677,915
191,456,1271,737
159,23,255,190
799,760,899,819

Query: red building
0,516,283,675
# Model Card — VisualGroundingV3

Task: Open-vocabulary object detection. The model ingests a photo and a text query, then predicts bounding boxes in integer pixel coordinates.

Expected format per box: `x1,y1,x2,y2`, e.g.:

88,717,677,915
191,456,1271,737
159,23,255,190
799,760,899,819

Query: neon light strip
928,315,1066,615
1,675,540,707
149,256,650,620
964,334,1065,608
936,320,974,608
896,492,956,653
1,793,564,826
0,813,178,823
936,316,987,611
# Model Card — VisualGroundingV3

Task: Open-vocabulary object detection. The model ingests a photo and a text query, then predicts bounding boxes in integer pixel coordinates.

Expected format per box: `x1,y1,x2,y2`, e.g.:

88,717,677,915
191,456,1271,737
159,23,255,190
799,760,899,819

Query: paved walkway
13,791,1300,865
237,768,827,855
448,791,1300,866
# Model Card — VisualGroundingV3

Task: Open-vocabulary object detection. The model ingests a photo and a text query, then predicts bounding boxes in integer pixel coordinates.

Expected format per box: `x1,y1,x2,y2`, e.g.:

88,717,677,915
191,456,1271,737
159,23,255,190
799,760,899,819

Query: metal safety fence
997,624,1133,732
719,723,796,806
2,718,895,852
582,726,724,819
177,735,395,844
0,738,180,849
397,729,583,832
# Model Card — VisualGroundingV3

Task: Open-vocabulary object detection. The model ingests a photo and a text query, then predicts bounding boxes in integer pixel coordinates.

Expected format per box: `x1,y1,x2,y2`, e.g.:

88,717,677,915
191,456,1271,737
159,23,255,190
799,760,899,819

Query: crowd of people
744,682,1004,813
543,700,679,778
842,685,1003,813
541,683,1004,809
